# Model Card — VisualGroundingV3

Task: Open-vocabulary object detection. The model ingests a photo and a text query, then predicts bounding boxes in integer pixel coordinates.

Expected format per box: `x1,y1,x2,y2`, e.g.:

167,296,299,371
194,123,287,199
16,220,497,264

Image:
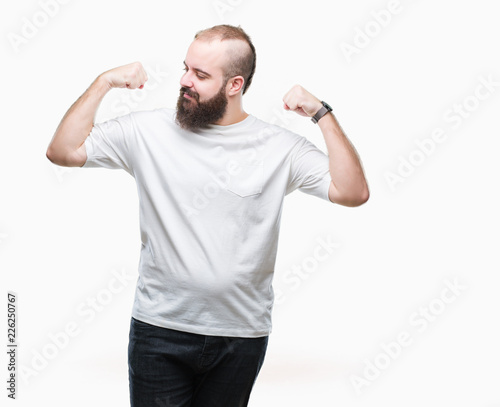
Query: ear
227,76,245,96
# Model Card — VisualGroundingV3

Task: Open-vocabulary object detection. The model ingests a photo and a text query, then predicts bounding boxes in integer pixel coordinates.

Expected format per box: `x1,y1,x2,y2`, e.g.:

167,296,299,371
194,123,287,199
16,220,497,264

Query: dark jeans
128,317,268,407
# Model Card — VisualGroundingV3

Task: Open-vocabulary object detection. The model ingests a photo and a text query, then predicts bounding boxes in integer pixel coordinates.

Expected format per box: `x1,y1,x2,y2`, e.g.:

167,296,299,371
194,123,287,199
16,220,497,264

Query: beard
175,82,228,131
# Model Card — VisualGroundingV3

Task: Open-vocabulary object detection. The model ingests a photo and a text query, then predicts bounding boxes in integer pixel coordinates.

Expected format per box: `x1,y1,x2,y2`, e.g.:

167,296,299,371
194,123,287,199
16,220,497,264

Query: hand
282,84,323,117
100,61,148,90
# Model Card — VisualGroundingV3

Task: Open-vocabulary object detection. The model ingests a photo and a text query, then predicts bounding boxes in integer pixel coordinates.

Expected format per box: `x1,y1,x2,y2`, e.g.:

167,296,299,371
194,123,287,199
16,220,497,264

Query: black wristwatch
311,101,332,124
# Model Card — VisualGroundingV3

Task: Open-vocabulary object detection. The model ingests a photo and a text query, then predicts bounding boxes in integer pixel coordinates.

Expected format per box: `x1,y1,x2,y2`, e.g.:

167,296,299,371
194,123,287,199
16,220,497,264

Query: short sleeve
287,136,333,202
82,113,135,175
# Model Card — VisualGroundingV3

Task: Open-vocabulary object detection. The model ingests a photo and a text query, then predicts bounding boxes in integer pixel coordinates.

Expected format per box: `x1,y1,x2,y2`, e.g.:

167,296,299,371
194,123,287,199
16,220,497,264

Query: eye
182,66,206,80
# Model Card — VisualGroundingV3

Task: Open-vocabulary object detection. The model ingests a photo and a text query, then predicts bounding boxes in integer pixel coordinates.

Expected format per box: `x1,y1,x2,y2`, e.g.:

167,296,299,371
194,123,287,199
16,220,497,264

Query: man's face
176,39,229,131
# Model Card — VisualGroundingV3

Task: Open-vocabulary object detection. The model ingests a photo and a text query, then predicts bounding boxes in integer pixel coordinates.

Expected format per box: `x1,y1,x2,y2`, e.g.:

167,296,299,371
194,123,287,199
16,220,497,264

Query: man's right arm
46,62,148,167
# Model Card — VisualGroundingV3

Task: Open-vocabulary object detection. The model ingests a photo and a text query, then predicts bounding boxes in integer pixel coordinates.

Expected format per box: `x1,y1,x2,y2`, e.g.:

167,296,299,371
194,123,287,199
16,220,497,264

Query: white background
1,0,499,406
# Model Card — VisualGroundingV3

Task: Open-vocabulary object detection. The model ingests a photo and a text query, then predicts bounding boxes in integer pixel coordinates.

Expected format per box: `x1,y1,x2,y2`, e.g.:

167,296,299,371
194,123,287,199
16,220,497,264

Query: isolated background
1,0,499,406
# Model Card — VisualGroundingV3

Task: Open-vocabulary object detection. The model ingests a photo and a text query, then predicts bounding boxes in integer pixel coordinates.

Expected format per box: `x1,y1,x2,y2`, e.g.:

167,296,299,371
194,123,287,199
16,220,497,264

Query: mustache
180,87,199,102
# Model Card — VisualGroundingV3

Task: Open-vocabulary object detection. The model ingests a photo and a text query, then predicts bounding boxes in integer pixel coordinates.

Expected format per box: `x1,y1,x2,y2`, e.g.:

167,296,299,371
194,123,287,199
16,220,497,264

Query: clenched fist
100,61,148,90
283,84,323,117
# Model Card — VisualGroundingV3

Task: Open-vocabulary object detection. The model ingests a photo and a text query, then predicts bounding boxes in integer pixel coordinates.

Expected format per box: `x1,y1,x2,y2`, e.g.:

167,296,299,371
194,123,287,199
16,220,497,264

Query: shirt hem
131,310,271,338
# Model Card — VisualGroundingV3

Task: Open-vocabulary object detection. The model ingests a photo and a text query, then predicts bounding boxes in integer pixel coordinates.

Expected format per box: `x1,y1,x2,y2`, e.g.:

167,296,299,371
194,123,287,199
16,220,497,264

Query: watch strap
311,101,332,124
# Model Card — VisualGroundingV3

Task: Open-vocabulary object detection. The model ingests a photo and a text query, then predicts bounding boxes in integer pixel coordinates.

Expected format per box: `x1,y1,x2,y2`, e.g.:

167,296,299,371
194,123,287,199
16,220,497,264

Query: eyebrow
183,61,212,78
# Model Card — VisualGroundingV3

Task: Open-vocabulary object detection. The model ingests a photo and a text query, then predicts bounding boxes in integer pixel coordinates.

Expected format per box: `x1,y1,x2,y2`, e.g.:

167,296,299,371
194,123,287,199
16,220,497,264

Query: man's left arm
283,85,369,207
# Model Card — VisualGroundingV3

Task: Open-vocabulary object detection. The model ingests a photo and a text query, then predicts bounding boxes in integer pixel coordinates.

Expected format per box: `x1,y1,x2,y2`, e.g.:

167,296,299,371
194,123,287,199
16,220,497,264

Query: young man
46,25,368,407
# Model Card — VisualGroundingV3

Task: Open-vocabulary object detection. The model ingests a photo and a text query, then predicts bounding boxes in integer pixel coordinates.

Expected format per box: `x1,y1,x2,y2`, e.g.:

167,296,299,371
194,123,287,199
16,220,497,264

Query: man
46,24,368,407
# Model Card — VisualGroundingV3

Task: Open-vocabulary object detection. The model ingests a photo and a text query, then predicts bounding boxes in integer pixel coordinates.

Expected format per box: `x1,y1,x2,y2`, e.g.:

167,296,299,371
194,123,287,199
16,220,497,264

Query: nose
180,71,193,89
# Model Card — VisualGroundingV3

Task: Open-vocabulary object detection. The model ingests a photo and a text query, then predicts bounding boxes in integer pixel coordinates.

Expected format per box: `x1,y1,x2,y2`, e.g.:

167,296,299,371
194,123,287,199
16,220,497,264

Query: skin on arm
46,62,148,167
318,113,369,206
283,85,369,207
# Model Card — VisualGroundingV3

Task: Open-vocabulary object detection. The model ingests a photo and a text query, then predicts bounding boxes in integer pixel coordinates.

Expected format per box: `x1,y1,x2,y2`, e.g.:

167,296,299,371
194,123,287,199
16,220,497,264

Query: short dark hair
194,24,256,95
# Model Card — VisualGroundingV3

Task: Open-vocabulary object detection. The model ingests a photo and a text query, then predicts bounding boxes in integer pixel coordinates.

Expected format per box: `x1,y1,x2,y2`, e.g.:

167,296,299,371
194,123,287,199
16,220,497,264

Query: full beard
175,84,228,131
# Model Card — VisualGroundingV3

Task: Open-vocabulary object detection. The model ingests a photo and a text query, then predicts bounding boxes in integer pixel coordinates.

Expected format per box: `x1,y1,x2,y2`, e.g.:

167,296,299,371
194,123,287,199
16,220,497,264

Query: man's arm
46,62,148,167
283,85,369,207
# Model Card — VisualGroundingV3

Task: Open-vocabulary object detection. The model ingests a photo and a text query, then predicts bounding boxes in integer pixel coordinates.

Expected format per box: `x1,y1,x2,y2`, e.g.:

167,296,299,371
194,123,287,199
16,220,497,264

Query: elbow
329,181,370,207
46,146,64,165
354,187,370,206
350,183,370,207
339,186,370,207
46,144,87,167
46,147,56,164
45,146,66,166
350,180,370,207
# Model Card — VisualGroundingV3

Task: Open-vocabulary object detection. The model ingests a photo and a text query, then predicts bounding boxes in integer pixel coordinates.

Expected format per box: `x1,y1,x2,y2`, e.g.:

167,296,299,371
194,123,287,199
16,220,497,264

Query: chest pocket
226,160,264,198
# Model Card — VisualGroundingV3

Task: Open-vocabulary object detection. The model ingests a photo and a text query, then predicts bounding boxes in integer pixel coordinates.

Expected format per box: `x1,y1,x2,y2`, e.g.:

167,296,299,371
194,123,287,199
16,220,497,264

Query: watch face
322,101,332,111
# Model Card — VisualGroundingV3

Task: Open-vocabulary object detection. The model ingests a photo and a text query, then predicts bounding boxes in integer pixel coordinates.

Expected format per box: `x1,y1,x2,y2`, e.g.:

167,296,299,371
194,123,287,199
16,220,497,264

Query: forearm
46,75,110,162
318,113,369,205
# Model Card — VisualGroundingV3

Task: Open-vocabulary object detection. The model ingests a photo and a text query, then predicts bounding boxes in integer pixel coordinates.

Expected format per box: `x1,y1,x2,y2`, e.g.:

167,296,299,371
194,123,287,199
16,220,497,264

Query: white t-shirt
83,108,332,337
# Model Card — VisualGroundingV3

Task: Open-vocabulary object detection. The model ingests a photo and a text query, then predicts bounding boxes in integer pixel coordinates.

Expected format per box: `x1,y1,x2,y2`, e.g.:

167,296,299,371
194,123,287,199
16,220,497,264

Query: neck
214,97,248,126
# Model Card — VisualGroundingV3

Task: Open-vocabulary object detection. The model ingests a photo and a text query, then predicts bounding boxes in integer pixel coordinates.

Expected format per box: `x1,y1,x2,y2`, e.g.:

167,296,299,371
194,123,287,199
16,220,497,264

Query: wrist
311,100,323,116
95,73,113,92
317,111,335,127
311,101,333,124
